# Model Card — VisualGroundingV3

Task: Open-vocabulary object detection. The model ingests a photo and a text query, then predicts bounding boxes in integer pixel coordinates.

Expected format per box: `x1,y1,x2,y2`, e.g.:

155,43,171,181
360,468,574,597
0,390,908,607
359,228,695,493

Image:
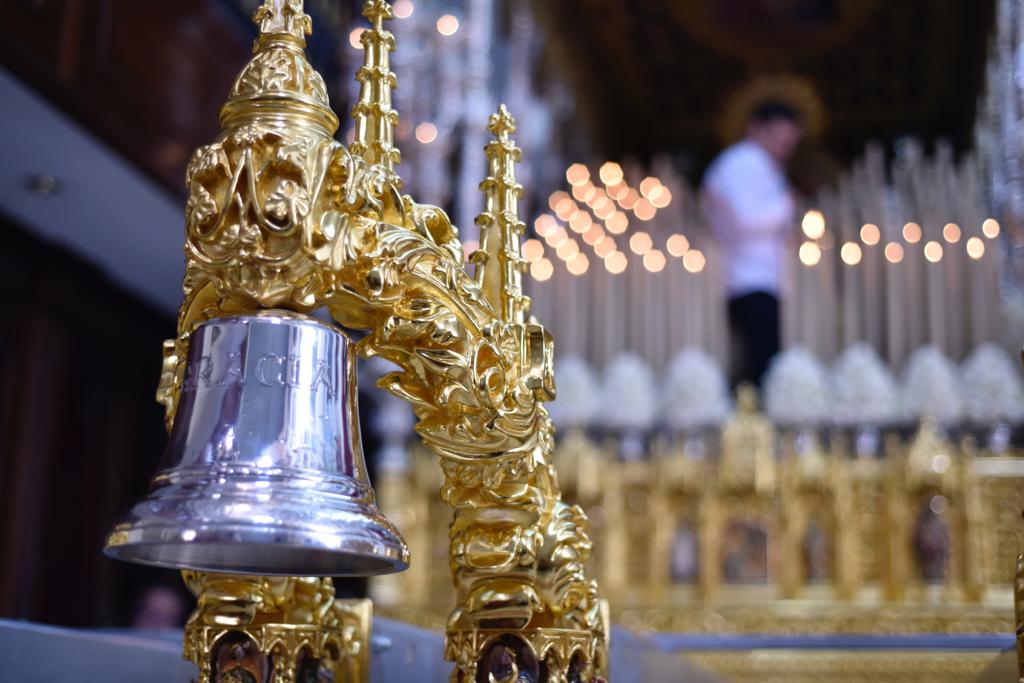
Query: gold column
960,440,988,602
1014,345,1024,680
350,0,401,177
882,436,910,602
831,456,858,601
778,452,804,600
444,105,608,682
1016,555,1024,683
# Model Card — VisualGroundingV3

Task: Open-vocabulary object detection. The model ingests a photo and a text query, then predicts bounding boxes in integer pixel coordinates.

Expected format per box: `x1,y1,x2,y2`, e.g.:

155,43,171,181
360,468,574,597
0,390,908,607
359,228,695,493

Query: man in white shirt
702,100,802,386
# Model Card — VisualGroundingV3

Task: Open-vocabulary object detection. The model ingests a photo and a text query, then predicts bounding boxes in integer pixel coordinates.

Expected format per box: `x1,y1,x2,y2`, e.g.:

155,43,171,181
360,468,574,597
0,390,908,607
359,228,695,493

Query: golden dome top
220,0,338,135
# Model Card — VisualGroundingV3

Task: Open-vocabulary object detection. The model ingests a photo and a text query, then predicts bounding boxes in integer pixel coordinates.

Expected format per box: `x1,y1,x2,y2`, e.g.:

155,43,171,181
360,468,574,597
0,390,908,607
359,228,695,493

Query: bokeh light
607,181,629,201
598,162,624,186
666,234,690,257
556,238,580,261
903,222,922,243
884,242,904,263
682,249,706,273
522,238,544,263
546,226,568,248
617,189,638,210
571,181,593,202
415,122,437,144
393,0,414,18
554,198,577,221
860,223,880,246
942,223,961,243
548,191,569,212
436,14,459,35
966,236,985,259
629,231,653,255
569,211,592,233
594,236,617,258
643,249,666,273
633,198,656,221
567,252,590,276
594,201,616,220
530,257,553,281
802,210,826,240
348,28,365,49
799,241,822,266
582,224,605,245
605,251,628,274
649,187,672,209
982,218,1001,239
840,241,862,265
606,211,629,234
639,177,661,198
566,163,590,186
534,214,557,237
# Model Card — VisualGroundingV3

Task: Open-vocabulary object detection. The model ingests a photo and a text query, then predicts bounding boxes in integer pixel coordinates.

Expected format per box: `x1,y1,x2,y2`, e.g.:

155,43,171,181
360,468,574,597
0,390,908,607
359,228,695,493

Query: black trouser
727,291,780,388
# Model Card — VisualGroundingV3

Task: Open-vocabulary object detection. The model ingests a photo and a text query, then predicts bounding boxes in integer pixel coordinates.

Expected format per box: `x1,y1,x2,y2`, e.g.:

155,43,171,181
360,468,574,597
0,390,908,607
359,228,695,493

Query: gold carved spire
351,0,401,175
253,0,313,42
220,0,337,134
473,104,529,324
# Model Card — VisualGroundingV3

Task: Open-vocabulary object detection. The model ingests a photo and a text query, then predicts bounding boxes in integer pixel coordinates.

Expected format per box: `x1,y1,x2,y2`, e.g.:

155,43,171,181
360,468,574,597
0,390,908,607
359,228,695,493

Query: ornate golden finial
220,0,336,134
473,104,529,324
487,104,517,143
351,0,401,176
253,0,313,42
362,0,394,30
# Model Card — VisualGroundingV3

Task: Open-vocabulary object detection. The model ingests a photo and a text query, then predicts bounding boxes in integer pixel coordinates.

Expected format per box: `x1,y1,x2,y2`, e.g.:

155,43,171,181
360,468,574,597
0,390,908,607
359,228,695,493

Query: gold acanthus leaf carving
231,48,329,105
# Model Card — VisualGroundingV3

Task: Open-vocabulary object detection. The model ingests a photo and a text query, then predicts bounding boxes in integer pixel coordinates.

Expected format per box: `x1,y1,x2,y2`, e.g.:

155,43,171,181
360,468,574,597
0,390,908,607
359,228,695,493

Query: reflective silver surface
104,313,409,575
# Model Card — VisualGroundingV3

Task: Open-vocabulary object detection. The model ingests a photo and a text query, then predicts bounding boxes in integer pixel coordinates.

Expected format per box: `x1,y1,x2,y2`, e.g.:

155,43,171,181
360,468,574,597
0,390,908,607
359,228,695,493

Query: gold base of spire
182,573,371,683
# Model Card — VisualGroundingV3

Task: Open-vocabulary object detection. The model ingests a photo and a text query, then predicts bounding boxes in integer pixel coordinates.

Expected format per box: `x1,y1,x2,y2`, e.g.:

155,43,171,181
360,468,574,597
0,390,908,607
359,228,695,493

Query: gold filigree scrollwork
158,1,605,680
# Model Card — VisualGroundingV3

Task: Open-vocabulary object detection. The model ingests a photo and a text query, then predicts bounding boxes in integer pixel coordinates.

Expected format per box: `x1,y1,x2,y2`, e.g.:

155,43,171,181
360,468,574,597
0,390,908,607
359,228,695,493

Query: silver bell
104,313,409,576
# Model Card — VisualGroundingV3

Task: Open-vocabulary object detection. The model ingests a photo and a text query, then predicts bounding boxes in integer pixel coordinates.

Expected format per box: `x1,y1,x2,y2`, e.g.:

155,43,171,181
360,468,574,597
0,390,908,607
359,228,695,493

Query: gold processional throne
103,1,608,681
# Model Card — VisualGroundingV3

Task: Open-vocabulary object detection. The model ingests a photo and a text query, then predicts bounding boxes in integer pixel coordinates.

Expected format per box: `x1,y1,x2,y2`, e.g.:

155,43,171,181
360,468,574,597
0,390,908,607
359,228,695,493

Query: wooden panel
72,0,248,186
3,0,76,76
0,217,177,627
0,0,250,191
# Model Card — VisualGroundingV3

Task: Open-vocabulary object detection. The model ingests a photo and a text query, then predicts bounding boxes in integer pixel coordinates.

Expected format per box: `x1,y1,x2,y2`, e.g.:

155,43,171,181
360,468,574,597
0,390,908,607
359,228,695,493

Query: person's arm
707,151,794,239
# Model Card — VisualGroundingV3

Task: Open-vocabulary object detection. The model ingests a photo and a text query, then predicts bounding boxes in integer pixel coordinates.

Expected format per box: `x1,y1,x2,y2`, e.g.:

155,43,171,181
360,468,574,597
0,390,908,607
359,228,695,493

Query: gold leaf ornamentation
265,179,311,225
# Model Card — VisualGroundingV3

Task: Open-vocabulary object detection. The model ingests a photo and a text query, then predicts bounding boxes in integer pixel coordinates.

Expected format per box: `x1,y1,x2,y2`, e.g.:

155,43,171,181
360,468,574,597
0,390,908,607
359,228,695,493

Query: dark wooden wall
3,0,254,192
3,0,353,196
0,213,183,627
